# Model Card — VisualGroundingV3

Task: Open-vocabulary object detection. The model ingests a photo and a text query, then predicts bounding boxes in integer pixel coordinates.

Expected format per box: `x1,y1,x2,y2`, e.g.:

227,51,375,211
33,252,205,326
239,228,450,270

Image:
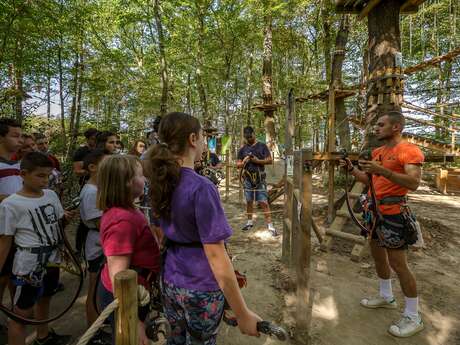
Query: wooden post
282,89,295,264
439,168,448,194
114,270,138,345
327,85,336,223
295,149,312,343
225,150,230,202
290,151,301,272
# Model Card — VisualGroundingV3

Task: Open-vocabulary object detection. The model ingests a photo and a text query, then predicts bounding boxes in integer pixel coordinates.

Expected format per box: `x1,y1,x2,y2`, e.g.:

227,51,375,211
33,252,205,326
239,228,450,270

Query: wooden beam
402,101,460,120
358,0,382,20
404,47,460,75
405,115,459,132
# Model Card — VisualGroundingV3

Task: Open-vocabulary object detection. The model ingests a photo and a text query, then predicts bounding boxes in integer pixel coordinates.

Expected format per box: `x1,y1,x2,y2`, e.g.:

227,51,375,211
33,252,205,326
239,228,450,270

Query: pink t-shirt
100,207,160,293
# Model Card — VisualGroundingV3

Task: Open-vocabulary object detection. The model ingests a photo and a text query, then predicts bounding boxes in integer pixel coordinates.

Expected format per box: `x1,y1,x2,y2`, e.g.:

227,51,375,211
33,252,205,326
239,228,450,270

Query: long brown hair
97,154,141,211
129,140,146,157
147,112,201,219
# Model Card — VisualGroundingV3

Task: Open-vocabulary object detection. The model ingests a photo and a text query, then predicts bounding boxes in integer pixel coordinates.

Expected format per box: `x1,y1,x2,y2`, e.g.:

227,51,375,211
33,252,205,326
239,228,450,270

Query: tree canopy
0,0,459,154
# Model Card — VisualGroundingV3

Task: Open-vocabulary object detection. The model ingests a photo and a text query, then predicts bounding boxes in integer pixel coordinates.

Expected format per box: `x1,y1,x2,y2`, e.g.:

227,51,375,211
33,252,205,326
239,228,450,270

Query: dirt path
290,180,460,345
3,175,459,345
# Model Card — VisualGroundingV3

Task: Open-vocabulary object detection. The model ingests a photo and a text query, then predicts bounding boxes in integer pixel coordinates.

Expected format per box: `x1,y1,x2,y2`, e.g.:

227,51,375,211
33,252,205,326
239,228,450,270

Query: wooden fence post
225,150,230,202
282,89,295,263
114,270,138,345
295,149,312,343
327,85,336,223
290,150,301,272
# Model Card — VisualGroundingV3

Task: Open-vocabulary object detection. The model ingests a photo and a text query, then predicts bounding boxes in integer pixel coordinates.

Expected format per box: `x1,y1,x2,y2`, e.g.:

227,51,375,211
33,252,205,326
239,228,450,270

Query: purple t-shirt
159,168,233,291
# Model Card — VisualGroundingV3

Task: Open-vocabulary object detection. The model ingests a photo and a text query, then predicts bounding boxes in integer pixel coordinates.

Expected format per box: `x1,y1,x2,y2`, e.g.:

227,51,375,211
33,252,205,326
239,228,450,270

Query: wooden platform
436,168,460,194
335,0,426,17
349,117,460,156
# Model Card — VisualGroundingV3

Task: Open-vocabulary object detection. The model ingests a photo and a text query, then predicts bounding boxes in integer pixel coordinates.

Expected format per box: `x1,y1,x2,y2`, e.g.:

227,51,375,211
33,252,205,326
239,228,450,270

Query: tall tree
331,15,351,150
262,3,276,152
153,0,169,116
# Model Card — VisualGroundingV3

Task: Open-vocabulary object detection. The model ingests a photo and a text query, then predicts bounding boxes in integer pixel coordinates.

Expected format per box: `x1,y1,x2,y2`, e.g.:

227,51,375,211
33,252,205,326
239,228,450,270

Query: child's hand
64,210,77,221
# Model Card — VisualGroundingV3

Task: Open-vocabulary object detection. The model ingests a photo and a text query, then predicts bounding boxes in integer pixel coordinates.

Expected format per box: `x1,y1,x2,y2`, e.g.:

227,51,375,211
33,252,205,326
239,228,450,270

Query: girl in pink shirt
96,155,160,345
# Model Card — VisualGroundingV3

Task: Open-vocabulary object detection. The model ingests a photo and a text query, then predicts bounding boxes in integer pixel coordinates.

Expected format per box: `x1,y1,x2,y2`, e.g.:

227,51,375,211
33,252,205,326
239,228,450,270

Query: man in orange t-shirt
342,111,424,338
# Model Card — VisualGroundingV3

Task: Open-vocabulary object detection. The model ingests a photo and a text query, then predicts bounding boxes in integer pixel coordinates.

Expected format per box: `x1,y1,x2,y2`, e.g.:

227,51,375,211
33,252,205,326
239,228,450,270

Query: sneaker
360,296,397,309
269,228,280,237
388,314,424,338
241,224,253,232
33,329,72,345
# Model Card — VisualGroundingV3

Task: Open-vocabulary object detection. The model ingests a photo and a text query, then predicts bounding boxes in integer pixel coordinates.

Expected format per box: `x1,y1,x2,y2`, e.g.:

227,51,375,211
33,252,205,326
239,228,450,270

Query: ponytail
147,112,201,219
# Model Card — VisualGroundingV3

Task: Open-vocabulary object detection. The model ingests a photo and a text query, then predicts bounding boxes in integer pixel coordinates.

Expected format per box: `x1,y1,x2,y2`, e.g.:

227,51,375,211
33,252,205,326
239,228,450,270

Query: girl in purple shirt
147,112,261,344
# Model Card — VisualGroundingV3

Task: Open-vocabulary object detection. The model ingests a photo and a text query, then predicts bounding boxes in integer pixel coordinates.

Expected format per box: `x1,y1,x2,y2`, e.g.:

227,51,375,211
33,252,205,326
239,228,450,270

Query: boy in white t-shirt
79,150,107,334
0,118,23,339
0,152,72,345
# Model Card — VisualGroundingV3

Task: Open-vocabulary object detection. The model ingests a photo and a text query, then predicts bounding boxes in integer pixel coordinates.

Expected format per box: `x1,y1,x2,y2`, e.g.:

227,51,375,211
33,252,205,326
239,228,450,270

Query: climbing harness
0,218,84,325
341,149,419,247
157,238,289,341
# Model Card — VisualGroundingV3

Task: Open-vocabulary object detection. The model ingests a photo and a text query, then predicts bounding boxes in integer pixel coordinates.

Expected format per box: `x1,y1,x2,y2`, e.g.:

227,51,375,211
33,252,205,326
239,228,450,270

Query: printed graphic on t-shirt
29,203,60,245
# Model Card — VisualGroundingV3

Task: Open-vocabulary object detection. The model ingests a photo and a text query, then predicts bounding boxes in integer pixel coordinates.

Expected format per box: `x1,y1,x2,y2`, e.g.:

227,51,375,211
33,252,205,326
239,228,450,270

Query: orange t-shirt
371,141,424,215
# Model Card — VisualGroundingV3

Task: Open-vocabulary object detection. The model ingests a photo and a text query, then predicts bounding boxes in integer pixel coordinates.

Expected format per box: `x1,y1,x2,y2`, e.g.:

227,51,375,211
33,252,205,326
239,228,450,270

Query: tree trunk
68,52,79,138
262,10,276,152
57,43,67,152
245,48,254,125
153,0,169,116
322,2,332,83
331,15,351,150
46,74,51,120
364,0,402,149
13,65,23,124
195,2,209,124
186,73,192,115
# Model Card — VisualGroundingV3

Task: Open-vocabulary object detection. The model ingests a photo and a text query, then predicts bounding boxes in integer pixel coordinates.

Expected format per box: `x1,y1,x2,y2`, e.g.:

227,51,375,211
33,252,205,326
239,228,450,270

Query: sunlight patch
313,296,339,321
251,229,280,242
424,309,458,345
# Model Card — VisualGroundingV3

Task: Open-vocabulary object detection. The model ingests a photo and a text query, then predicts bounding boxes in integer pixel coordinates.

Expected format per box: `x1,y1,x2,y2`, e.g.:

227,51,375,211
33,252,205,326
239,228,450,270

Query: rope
76,285,150,345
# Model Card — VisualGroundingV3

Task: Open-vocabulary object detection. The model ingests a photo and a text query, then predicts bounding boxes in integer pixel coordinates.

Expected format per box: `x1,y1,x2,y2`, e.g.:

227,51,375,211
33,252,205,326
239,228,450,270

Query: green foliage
0,0,459,151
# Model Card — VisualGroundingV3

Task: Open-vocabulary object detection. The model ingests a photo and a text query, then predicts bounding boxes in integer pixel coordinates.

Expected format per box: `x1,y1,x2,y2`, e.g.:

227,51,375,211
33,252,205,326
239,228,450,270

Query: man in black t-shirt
73,128,98,179
237,126,277,236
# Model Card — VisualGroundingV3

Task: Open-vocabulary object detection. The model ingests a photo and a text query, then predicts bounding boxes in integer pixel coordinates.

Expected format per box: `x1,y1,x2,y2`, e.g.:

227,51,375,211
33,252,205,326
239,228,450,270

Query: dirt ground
2,167,460,345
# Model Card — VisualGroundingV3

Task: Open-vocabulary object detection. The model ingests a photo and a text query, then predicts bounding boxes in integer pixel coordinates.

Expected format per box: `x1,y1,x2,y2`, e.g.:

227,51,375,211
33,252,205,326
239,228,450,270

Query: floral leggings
162,281,225,345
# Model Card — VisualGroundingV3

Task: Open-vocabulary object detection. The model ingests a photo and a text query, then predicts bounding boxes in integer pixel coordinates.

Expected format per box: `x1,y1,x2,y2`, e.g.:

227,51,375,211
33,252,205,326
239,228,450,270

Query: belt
378,196,407,205
17,245,58,254
165,238,203,249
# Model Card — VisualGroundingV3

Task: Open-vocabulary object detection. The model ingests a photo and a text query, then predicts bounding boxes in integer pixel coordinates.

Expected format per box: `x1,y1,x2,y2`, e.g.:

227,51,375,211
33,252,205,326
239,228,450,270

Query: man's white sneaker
269,228,280,237
388,314,424,338
360,296,397,309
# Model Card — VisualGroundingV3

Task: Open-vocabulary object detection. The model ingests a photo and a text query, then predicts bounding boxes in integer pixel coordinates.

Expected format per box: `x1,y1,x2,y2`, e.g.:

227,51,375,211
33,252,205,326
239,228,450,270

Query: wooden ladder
320,181,369,261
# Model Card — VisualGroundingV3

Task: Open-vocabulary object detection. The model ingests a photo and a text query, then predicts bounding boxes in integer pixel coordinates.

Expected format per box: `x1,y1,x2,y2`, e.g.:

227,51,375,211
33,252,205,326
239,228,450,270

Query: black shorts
372,214,409,250
87,255,105,273
12,266,60,310
0,247,15,277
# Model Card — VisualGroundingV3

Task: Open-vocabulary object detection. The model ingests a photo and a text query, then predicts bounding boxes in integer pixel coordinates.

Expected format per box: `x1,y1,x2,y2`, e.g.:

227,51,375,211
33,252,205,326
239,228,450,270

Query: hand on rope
76,285,150,345
339,149,375,237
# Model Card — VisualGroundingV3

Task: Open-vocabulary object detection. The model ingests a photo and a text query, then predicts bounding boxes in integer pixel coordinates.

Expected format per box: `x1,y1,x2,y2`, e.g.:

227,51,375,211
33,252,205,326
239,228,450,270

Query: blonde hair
97,154,141,211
